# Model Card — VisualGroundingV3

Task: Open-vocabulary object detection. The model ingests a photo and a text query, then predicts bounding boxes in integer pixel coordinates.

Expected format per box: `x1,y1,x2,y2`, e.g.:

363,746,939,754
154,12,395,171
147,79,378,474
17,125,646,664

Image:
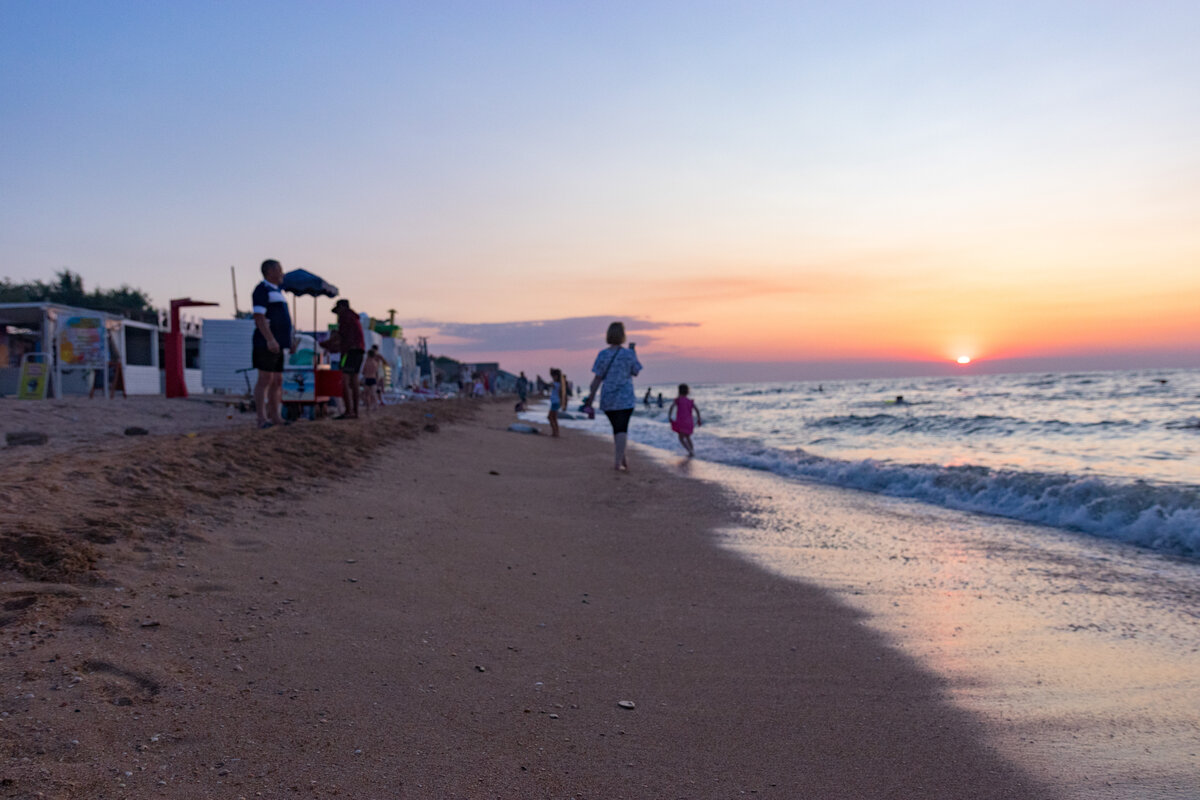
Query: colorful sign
282,367,315,400
17,353,49,400
59,316,107,367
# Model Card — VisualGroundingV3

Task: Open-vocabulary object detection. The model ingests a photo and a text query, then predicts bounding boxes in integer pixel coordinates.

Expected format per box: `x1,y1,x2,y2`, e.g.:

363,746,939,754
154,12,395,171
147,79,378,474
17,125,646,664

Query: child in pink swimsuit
668,383,702,457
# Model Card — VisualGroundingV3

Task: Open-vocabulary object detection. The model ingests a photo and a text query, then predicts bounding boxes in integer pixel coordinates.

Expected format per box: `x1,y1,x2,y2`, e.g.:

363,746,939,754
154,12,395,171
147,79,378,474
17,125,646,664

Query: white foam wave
521,395,1200,558
700,438,1200,557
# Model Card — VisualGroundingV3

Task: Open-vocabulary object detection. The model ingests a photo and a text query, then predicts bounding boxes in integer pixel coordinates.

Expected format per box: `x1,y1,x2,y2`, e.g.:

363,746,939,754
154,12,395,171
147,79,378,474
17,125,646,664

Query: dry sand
2,398,1050,798
1,396,244,458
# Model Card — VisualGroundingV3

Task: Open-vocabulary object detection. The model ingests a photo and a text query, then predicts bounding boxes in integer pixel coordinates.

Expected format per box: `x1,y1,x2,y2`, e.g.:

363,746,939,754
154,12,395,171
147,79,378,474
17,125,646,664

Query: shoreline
633,441,1200,800
525,367,1200,560
2,401,1047,797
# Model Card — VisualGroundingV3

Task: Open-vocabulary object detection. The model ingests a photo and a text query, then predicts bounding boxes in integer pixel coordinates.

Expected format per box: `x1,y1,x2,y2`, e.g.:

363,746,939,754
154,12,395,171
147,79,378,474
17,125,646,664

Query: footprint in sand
230,538,270,553
81,659,161,704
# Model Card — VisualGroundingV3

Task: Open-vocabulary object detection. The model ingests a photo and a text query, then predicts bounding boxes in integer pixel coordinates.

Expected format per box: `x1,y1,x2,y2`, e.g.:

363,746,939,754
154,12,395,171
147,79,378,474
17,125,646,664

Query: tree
0,270,157,322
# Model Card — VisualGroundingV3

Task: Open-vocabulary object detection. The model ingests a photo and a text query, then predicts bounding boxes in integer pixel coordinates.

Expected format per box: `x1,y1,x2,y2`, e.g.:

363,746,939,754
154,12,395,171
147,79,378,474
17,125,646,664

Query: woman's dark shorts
341,349,365,374
605,408,633,434
253,347,285,373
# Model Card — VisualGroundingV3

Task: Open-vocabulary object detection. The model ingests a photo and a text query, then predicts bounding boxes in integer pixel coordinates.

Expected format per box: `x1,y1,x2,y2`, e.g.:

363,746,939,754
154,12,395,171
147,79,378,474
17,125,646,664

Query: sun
956,355,972,364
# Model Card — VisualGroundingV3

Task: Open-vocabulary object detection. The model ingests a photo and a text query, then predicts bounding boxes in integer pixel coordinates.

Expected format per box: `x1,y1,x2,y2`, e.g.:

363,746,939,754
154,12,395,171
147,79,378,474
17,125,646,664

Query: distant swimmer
643,387,652,406
893,395,905,404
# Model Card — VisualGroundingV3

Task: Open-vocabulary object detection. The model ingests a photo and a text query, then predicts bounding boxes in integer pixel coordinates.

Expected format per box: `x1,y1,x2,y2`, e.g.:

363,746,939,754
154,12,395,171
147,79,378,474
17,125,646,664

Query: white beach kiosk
0,302,161,398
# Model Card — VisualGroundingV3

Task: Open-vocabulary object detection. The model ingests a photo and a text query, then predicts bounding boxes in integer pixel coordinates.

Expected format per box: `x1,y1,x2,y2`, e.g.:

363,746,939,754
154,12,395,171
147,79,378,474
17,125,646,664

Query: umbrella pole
313,297,320,416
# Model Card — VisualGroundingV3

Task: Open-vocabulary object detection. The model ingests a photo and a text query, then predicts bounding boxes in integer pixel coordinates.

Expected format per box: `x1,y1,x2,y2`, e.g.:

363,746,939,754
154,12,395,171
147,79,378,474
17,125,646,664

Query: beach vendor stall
0,302,159,398
280,269,341,417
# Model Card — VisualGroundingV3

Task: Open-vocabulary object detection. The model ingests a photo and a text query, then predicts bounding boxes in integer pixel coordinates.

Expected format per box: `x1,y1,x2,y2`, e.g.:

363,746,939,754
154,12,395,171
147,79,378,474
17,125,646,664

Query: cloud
406,315,699,352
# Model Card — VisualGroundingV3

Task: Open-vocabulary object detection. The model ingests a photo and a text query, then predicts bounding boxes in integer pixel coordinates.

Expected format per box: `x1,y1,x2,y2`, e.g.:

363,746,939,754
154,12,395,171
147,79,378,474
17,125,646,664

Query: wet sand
686,456,1200,799
2,400,1049,798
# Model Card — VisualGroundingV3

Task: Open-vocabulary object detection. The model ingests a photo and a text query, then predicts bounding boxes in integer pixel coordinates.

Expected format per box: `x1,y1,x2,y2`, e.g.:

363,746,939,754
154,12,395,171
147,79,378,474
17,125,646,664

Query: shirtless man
361,345,384,410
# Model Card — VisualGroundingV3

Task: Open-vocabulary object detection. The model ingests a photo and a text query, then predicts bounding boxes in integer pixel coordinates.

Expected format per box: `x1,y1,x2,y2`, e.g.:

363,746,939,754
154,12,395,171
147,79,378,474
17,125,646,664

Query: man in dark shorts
332,298,365,419
252,259,293,428
361,345,384,410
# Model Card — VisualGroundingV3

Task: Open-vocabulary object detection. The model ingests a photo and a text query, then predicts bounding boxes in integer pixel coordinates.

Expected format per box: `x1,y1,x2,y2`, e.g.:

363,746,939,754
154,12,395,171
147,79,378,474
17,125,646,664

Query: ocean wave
605,412,1199,556
728,386,793,397
527,368,1200,556
708,443,1200,557
806,413,1140,436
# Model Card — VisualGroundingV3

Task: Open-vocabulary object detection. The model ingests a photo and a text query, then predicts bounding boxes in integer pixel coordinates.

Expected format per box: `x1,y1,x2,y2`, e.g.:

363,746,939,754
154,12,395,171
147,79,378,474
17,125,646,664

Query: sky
2,1,1199,384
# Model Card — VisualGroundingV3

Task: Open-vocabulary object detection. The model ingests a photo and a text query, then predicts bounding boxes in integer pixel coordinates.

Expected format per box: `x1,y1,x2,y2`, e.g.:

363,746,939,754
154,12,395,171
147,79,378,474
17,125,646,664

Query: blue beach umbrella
281,269,338,298
281,269,339,367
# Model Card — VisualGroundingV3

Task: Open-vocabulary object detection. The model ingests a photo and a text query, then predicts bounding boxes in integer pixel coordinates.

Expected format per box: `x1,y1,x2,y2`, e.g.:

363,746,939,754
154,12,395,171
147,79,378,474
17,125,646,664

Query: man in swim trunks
361,345,384,410
332,298,365,419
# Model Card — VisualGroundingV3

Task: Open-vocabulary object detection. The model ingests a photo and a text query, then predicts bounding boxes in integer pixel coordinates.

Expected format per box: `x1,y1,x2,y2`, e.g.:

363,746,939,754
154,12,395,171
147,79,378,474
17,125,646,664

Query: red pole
165,298,218,398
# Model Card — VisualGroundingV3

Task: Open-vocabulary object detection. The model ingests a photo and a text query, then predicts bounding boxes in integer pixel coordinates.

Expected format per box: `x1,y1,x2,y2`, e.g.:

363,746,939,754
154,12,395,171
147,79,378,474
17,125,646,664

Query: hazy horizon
424,341,1200,388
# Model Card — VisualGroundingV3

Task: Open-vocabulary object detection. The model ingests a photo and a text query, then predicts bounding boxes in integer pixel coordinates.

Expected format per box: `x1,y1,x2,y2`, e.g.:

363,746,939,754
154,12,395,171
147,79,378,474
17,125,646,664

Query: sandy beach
1,398,1049,798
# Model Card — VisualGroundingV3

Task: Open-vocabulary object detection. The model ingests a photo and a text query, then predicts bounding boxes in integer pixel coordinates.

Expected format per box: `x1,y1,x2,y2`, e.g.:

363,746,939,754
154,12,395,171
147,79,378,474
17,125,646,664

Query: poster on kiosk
58,315,108,396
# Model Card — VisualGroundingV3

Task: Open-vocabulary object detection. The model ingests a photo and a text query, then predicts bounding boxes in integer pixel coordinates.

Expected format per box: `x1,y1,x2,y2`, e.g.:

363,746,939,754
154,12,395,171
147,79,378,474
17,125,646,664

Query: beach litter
507,423,539,434
617,700,636,710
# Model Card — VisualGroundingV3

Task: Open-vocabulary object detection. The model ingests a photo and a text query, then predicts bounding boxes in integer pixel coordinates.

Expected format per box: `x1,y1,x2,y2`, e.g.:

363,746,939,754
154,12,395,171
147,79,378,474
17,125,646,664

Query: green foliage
0,270,157,322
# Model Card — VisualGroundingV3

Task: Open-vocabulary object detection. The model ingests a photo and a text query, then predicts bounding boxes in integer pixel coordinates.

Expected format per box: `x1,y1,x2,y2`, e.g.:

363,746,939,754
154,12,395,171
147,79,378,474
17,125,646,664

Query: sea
523,366,1200,797
537,367,1200,559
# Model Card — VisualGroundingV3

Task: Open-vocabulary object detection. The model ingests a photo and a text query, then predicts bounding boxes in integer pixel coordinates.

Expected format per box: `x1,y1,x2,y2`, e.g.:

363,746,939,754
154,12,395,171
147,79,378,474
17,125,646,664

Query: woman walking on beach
585,321,642,471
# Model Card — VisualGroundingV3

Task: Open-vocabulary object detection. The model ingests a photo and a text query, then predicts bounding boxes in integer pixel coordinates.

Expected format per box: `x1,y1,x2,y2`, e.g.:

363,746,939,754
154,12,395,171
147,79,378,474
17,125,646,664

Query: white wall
116,319,160,395
201,319,255,393
185,368,204,395
123,365,160,395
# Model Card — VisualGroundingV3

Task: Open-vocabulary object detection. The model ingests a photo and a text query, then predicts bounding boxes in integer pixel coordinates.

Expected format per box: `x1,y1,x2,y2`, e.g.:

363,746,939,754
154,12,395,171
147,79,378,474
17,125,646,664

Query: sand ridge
0,397,472,583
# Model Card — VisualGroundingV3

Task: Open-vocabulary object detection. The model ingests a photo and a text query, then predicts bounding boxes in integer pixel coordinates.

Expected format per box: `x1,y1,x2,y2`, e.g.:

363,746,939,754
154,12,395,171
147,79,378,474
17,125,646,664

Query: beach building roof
0,301,121,330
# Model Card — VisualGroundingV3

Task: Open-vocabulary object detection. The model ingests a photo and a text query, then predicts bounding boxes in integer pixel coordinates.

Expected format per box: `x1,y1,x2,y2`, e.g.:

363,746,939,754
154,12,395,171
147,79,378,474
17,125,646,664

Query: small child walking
548,367,566,437
668,383,701,456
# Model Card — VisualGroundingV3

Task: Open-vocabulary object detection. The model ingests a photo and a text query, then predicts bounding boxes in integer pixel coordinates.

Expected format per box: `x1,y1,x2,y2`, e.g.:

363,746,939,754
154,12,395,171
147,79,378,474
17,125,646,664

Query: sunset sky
3,1,1199,382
